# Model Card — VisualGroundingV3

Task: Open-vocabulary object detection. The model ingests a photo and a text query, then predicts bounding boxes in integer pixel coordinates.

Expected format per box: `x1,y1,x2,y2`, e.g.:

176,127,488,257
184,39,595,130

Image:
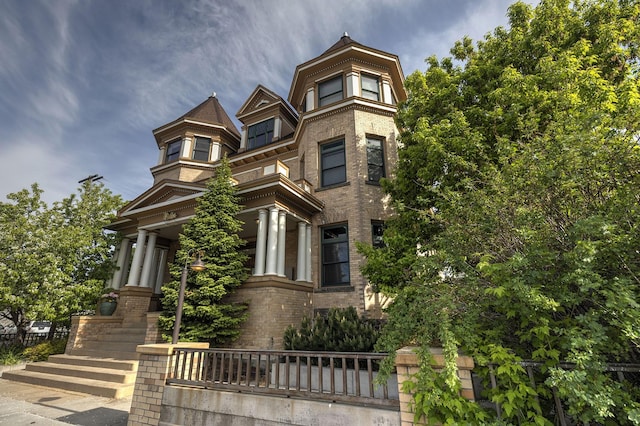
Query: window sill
316,181,351,192
365,180,382,187
315,286,354,293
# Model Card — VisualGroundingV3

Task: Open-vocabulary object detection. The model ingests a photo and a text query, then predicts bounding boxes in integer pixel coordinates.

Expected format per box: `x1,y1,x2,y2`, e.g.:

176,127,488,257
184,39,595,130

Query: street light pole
172,251,206,344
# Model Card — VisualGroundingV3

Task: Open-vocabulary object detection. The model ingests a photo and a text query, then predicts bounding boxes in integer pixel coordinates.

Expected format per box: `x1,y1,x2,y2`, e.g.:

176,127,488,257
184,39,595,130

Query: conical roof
322,32,362,55
176,94,240,138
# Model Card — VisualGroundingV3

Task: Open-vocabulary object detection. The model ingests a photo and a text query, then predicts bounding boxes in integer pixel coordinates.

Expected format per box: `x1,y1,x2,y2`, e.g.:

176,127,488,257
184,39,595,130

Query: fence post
395,347,475,426
127,342,209,426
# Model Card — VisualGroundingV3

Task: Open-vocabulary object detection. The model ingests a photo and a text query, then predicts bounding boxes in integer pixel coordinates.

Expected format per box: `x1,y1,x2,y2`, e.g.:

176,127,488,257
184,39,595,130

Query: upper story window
372,221,385,248
320,139,346,187
247,118,275,150
318,75,343,107
321,224,350,287
165,139,182,163
366,137,385,183
192,137,211,161
361,74,380,101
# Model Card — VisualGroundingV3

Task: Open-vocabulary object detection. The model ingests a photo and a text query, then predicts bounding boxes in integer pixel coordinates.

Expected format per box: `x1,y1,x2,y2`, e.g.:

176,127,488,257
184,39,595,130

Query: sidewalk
0,378,131,426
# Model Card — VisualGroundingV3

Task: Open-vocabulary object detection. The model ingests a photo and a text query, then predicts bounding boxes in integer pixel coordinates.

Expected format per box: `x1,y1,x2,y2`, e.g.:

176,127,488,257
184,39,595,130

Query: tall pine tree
160,156,249,345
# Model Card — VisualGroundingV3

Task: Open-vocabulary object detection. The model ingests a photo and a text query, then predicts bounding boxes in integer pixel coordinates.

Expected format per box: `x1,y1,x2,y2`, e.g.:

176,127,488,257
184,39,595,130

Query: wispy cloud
0,0,530,204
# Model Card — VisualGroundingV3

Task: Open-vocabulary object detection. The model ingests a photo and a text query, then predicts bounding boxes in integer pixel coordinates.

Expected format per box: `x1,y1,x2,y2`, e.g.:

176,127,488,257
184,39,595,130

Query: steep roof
322,32,363,55
156,94,240,138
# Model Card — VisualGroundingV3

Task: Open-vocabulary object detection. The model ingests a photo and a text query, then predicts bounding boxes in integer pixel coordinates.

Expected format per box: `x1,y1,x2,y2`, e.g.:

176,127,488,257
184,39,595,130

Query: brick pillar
115,286,153,319
127,343,209,426
395,347,475,426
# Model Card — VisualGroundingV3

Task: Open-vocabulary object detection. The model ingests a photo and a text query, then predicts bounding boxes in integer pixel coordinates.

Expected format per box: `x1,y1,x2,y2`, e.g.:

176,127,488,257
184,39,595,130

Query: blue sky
0,0,526,204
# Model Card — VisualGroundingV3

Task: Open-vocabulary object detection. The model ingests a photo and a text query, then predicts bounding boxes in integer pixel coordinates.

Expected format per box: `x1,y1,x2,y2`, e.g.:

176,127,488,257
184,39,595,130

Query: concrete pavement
0,378,131,426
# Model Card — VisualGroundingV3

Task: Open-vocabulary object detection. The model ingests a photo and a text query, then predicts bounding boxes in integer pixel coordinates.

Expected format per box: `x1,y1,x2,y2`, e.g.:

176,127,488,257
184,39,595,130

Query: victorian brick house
106,33,406,349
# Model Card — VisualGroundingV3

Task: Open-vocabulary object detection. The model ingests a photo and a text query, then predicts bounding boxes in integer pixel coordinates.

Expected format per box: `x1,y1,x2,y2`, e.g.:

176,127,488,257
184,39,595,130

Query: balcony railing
167,348,399,410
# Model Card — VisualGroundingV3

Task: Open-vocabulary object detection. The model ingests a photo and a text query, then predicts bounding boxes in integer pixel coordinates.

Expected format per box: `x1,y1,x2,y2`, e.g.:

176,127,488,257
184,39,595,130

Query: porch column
277,210,286,277
265,207,279,275
296,222,306,281
305,224,312,282
154,249,168,293
254,209,268,276
111,237,131,290
139,232,158,288
126,230,148,286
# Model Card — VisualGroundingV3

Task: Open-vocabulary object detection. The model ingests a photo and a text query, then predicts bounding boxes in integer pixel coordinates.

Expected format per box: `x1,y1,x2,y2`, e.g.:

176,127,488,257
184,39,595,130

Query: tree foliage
159,156,249,345
360,0,640,423
0,182,124,340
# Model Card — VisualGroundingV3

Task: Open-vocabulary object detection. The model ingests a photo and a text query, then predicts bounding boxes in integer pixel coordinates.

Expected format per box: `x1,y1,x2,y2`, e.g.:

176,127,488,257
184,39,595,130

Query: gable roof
236,85,299,122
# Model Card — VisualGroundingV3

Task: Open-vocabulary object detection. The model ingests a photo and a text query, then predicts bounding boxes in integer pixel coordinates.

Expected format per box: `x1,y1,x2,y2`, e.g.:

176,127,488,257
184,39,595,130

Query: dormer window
361,74,380,101
247,118,275,150
192,136,211,161
165,139,182,163
318,75,343,107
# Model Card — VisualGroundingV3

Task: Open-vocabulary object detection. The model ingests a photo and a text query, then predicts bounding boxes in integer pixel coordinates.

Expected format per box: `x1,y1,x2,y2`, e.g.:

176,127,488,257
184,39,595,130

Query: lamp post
172,250,206,344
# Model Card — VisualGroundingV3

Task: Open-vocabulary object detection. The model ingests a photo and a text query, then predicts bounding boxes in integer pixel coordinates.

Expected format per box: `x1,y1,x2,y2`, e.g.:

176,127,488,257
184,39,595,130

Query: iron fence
167,348,399,410
474,360,640,425
0,330,69,348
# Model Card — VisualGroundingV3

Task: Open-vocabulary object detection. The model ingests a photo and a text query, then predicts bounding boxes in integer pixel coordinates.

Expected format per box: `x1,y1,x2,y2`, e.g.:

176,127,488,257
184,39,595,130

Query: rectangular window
372,221,385,248
192,136,211,161
165,139,182,163
247,118,275,150
361,74,380,101
318,75,343,107
320,139,346,187
321,224,350,286
366,137,385,183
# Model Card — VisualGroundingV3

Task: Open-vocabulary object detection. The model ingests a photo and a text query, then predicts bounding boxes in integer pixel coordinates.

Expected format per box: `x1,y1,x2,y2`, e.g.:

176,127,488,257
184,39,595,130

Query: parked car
28,321,51,334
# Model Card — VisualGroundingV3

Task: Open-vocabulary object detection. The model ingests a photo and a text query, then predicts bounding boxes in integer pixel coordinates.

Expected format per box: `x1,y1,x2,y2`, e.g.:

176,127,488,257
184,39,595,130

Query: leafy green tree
360,0,640,423
159,156,249,345
0,182,123,340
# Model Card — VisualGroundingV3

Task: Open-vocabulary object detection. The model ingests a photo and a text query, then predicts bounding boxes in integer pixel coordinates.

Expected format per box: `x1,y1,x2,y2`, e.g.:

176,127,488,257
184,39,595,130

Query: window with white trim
165,139,182,163
318,75,343,107
361,74,380,101
247,118,275,150
192,136,211,161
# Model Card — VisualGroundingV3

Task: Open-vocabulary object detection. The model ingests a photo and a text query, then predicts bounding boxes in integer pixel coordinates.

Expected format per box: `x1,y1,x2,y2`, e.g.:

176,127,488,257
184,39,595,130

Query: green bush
22,339,68,362
0,345,24,365
284,307,380,352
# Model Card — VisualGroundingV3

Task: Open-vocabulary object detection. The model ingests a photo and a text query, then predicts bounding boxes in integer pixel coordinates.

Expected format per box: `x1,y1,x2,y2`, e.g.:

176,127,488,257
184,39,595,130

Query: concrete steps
2,320,149,398
2,355,139,399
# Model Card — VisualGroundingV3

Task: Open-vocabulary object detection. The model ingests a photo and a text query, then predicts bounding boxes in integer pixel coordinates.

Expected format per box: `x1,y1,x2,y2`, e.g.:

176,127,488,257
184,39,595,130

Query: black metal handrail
167,348,399,410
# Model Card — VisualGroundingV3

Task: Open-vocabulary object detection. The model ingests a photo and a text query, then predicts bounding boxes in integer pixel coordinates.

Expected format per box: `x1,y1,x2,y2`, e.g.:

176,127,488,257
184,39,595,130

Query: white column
305,88,315,111
274,117,282,140
126,230,147,286
305,224,312,282
296,222,306,281
211,142,221,161
181,137,192,158
139,232,158,287
157,147,166,165
154,249,168,293
346,72,358,98
383,81,393,104
277,210,286,277
111,237,131,290
240,128,247,150
265,207,279,275
254,209,268,276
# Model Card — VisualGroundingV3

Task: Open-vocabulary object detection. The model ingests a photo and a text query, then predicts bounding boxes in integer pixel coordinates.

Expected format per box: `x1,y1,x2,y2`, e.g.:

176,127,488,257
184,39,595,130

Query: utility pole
78,174,103,184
